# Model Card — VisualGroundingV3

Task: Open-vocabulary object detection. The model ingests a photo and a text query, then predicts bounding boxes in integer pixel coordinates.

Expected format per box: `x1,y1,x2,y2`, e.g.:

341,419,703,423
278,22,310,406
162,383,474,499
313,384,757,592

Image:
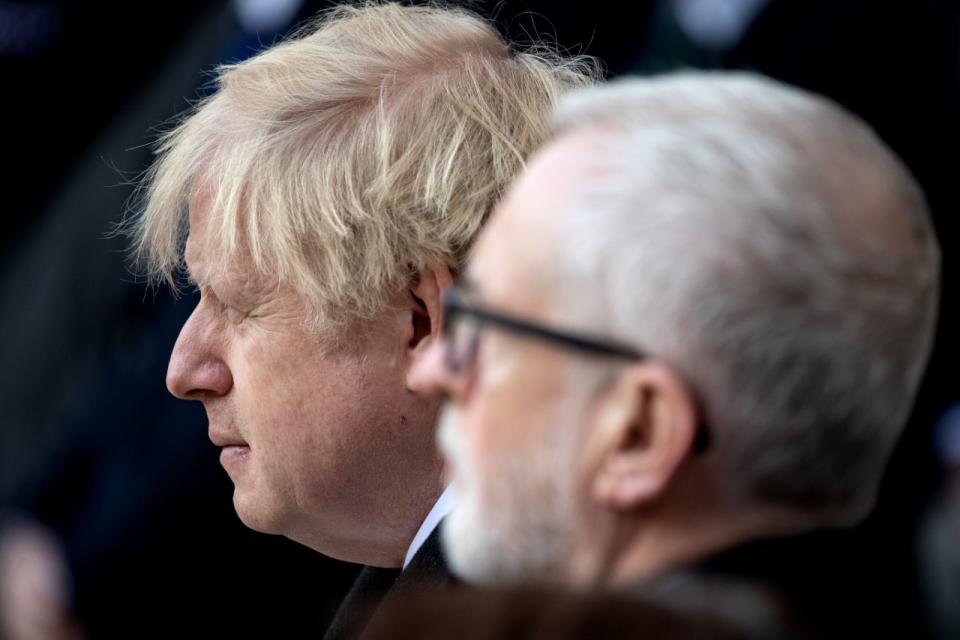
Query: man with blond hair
411,72,939,636
129,2,592,635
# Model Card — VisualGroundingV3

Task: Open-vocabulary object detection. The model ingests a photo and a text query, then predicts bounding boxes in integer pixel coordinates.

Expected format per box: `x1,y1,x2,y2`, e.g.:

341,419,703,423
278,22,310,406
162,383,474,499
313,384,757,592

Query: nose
166,306,233,400
408,336,469,399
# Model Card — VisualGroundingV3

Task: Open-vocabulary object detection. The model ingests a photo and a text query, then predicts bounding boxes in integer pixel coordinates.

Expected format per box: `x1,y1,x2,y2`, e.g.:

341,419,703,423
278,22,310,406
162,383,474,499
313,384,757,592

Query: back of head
549,72,939,526
131,1,595,329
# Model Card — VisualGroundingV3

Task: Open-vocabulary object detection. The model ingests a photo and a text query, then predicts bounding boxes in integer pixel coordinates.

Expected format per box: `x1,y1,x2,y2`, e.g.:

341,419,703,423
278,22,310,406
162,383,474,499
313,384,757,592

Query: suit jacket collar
323,525,455,640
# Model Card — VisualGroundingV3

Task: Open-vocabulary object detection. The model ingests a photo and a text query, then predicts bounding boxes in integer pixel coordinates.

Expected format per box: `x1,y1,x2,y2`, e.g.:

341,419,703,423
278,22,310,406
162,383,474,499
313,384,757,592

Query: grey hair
549,72,940,524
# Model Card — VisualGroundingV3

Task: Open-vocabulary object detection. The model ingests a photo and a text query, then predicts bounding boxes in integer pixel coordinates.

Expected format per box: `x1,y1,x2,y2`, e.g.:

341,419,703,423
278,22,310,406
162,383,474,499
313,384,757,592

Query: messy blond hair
129,1,595,328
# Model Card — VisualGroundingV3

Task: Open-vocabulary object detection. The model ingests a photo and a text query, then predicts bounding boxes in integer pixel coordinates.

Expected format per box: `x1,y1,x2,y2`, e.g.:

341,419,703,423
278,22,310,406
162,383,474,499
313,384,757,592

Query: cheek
229,333,360,456
454,395,498,468
440,405,493,505
468,358,590,495
448,356,543,492
451,401,527,520
231,330,412,481
469,385,540,464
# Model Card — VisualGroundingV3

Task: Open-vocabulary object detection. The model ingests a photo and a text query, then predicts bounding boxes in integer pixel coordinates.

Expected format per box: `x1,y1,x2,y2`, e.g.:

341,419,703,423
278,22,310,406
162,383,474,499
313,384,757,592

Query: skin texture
166,197,449,567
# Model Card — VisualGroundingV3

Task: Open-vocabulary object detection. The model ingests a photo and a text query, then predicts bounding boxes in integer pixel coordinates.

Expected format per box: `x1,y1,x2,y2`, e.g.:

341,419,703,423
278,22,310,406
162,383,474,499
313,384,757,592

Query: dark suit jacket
324,526,456,640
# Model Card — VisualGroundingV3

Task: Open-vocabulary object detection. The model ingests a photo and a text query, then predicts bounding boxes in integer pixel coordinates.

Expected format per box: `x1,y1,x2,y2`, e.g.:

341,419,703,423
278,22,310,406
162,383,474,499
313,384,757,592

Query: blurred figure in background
0,517,84,640
918,407,960,639
364,585,755,640
411,72,940,638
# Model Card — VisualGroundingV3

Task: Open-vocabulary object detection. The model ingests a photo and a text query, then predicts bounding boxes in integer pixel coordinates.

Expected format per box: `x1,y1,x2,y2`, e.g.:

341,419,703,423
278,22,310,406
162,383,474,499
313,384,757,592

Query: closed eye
219,301,251,324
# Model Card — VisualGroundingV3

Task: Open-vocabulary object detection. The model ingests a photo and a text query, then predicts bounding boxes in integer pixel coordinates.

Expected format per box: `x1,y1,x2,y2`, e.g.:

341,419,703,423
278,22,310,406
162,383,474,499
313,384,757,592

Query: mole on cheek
400,415,408,425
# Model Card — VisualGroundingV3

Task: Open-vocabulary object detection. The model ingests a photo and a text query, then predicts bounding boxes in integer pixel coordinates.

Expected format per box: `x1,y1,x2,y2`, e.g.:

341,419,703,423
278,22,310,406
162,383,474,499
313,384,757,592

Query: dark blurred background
0,0,957,637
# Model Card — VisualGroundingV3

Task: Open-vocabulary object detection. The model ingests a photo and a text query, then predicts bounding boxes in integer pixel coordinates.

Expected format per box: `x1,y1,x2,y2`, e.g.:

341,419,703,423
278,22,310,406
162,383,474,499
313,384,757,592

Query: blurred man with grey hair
410,71,939,635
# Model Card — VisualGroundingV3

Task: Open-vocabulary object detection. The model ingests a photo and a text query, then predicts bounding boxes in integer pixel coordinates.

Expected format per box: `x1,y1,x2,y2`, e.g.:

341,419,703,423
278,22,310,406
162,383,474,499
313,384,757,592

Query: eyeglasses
441,284,645,374
440,283,711,452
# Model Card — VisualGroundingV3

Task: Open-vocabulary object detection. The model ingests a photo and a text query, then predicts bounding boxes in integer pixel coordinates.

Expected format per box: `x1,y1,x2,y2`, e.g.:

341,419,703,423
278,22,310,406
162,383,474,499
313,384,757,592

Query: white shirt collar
403,485,456,569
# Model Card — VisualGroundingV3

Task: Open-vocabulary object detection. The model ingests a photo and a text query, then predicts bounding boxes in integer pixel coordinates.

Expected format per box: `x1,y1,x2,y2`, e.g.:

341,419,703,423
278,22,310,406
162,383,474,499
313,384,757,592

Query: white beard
437,403,577,586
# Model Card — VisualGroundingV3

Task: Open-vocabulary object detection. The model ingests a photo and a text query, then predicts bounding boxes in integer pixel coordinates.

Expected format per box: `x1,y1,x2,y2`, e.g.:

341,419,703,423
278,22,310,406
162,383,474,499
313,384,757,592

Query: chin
231,489,289,536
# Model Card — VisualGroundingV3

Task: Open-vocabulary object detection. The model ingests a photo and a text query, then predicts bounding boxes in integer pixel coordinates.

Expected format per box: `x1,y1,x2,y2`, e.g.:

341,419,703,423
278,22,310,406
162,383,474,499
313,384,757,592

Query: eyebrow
183,265,203,289
182,248,209,290
182,243,201,287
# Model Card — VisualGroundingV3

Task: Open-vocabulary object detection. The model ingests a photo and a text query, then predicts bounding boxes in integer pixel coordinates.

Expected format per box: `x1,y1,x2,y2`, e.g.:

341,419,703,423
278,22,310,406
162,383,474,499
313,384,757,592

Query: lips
210,430,251,472
220,445,251,467
208,429,248,449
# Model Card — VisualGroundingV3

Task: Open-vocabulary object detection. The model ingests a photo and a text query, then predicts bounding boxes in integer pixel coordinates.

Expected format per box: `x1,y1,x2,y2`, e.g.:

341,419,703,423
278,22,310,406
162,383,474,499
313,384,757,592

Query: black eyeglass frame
439,284,711,452
441,285,645,368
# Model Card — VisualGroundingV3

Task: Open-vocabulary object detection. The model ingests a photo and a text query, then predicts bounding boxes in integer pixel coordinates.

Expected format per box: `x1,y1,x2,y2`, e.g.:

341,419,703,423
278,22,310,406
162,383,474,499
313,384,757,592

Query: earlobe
589,363,698,511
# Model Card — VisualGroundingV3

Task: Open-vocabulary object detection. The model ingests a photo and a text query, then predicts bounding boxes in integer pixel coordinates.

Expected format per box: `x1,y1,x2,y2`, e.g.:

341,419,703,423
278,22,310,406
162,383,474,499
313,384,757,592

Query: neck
566,488,775,589
605,512,750,588
293,464,446,568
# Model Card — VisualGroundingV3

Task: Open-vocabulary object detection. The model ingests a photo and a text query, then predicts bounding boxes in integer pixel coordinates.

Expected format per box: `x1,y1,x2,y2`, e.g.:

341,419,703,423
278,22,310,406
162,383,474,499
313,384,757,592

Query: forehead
183,188,217,283
469,131,603,300
183,186,268,293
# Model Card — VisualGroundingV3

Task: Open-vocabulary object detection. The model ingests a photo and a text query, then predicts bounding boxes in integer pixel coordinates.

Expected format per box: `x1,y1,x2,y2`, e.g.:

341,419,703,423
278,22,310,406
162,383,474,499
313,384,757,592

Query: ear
588,362,698,512
405,263,454,360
